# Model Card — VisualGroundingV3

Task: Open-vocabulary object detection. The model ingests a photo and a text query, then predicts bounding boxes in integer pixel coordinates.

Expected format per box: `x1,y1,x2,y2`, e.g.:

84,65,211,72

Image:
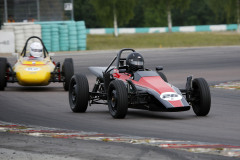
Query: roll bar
104,48,135,73
21,36,49,58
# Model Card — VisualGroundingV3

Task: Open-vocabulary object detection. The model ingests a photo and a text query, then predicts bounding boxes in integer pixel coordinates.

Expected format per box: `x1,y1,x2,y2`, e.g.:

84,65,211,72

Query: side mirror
49,53,55,57
156,66,163,71
12,52,19,59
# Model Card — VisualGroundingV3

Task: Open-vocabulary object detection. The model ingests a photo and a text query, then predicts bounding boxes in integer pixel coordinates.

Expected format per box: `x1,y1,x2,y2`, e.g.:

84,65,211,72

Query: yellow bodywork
13,56,55,86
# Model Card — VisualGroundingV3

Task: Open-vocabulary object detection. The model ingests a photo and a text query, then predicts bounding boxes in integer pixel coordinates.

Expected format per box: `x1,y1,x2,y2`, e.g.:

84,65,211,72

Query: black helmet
126,52,144,72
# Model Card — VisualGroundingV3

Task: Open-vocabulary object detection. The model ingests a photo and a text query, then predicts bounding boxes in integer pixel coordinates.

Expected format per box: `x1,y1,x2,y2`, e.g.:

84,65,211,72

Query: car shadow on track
126,110,196,120
70,107,199,120
3,86,66,92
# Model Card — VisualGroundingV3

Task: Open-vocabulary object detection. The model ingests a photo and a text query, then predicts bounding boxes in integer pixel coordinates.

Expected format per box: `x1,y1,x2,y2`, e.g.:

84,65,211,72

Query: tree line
75,0,240,29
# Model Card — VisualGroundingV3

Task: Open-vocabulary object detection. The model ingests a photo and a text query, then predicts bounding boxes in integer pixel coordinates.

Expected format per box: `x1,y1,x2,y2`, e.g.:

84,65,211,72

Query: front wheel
0,58,7,91
69,74,89,112
191,78,211,116
108,80,128,119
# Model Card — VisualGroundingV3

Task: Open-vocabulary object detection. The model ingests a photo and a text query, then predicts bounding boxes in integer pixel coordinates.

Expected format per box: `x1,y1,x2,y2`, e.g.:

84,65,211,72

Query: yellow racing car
0,36,74,91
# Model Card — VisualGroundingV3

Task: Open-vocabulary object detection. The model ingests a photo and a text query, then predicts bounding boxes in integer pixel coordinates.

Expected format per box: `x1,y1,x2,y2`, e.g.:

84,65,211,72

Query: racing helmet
30,42,43,58
126,52,144,72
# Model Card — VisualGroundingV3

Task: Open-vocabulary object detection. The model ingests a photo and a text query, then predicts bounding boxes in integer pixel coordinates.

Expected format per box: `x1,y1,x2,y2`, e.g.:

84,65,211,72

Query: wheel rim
191,83,201,110
70,79,77,106
110,90,117,112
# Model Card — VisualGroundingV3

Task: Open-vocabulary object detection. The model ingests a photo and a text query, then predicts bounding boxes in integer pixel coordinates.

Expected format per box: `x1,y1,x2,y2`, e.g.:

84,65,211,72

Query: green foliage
158,0,191,12
89,0,136,27
126,0,145,27
74,0,101,28
172,0,215,26
74,0,239,28
205,0,238,24
137,0,191,27
143,4,167,27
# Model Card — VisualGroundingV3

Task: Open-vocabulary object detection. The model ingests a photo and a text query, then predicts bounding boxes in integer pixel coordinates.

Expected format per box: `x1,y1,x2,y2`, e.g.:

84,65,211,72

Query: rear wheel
62,58,74,91
191,78,211,116
108,80,128,119
0,58,7,91
69,74,89,112
64,58,73,64
157,72,168,82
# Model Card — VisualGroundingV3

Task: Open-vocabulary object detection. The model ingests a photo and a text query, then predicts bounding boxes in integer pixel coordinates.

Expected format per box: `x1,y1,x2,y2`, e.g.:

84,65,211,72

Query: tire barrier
59,25,69,51
41,25,52,51
1,24,42,53
51,25,60,52
68,22,78,51
77,21,87,50
0,21,87,52
37,21,87,52
14,25,25,53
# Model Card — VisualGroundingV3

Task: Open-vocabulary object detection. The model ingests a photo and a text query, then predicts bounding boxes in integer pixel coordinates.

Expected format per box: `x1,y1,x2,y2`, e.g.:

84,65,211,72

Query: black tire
64,58,73,64
108,80,128,119
191,78,211,116
0,58,7,91
62,58,74,91
69,74,89,112
0,57,7,62
157,72,168,82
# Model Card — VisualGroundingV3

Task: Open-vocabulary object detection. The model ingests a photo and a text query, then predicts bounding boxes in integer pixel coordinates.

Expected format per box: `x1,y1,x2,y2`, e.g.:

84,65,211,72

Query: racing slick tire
191,78,211,116
64,58,73,64
0,58,7,91
69,74,89,112
108,80,128,119
62,58,74,91
157,72,168,82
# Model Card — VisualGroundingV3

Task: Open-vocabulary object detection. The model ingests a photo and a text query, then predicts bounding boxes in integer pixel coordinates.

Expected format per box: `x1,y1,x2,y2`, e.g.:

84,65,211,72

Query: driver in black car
126,52,144,76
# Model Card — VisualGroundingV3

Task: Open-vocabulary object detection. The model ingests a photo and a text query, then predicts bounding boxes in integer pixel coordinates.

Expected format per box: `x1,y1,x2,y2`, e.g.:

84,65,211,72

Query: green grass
87,32,240,50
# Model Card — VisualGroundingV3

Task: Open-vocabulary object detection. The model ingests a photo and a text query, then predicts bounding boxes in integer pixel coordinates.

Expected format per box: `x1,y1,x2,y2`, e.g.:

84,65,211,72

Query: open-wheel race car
69,48,211,119
0,36,74,91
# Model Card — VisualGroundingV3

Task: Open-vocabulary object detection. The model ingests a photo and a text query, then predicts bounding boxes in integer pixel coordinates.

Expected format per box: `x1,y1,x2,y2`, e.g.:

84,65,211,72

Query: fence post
4,0,8,22
37,0,40,21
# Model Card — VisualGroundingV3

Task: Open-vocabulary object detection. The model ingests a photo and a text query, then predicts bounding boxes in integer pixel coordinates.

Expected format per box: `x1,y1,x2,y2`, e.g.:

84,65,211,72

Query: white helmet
30,42,43,58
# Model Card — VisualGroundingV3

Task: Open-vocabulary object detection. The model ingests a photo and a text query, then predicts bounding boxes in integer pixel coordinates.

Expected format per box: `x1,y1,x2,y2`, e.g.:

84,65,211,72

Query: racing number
25,67,41,72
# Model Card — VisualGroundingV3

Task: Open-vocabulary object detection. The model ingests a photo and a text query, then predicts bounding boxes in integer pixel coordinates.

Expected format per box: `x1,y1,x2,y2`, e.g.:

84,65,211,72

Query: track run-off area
0,46,240,159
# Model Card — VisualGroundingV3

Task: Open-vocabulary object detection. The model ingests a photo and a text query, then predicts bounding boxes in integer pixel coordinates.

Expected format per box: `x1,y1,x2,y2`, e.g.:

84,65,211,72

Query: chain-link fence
0,0,73,24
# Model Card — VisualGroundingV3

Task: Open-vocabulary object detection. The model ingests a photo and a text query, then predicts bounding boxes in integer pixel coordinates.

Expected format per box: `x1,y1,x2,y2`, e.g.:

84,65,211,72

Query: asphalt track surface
0,46,240,159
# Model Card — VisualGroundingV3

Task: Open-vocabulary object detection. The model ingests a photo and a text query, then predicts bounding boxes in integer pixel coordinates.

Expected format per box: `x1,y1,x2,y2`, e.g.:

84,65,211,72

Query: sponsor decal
113,69,120,78
25,67,41,72
160,92,182,101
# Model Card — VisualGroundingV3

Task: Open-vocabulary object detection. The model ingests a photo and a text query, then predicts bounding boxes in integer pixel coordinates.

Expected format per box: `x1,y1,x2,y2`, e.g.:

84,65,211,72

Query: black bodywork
88,49,192,112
